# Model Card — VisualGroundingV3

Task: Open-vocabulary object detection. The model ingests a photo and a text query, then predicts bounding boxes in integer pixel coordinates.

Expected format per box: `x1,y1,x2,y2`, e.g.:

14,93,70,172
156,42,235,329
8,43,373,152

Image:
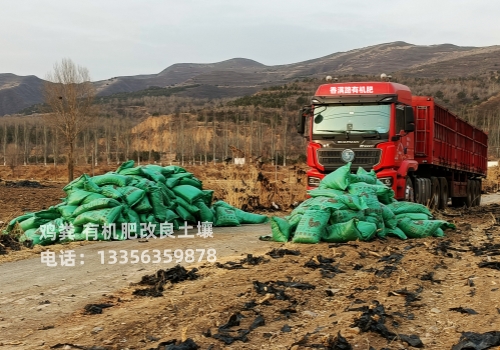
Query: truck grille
317,149,381,170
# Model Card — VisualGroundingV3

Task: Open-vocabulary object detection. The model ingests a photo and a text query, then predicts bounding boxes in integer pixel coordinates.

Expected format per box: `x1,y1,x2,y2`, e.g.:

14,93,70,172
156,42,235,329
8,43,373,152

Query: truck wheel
414,178,422,204
466,180,474,208
430,177,440,209
422,178,431,206
438,177,448,209
475,179,482,206
405,177,414,202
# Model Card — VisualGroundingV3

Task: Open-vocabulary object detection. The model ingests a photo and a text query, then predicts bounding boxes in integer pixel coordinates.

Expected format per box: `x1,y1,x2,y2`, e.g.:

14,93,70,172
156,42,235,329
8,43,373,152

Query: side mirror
404,106,415,132
297,106,311,134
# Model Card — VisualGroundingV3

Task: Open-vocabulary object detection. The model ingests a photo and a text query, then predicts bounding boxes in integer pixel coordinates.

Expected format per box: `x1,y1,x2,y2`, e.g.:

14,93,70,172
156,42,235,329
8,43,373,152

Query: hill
3,42,500,116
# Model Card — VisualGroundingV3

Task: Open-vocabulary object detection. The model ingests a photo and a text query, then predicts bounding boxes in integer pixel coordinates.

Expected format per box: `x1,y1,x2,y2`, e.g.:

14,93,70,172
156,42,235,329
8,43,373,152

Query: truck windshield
312,104,390,136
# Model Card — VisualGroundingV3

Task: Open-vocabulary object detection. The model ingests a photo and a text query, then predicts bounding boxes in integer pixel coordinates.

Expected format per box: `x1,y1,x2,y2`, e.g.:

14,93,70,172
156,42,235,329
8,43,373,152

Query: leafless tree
43,58,96,181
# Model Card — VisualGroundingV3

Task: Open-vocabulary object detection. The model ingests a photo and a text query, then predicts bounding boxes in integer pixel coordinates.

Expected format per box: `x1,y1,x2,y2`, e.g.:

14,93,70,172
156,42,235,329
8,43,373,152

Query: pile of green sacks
2,160,268,245
270,162,455,244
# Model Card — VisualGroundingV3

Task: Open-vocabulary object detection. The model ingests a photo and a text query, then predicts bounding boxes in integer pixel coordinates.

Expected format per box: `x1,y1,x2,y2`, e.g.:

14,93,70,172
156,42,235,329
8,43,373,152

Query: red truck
297,80,488,208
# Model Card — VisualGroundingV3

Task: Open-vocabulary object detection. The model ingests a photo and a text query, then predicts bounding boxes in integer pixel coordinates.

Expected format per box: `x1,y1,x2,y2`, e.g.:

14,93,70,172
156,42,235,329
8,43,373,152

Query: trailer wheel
466,180,474,208
438,177,448,209
475,179,482,206
414,178,422,204
404,177,414,202
430,177,440,209
422,178,431,206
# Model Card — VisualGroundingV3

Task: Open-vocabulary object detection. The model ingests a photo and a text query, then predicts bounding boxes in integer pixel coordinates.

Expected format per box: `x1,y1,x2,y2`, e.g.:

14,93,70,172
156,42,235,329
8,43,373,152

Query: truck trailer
297,80,488,208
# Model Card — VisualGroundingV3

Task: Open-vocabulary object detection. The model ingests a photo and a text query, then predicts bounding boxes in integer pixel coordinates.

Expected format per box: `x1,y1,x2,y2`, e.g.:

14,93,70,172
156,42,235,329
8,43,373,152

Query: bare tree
43,58,96,181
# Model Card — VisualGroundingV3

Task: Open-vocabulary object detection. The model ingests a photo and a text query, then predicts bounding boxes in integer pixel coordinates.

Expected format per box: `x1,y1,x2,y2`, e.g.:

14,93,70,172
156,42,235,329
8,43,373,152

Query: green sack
98,185,123,200
163,165,187,174
287,213,302,231
373,185,395,204
289,198,316,216
318,162,351,191
309,197,349,211
213,200,233,209
386,227,408,240
380,204,398,229
132,178,155,193
387,201,432,216
173,185,204,205
175,197,201,215
166,177,181,189
38,218,66,245
63,175,86,193
82,174,102,193
157,183,172,207
175,205,197,223
395,213,431,221
116,160,135,173
142,167,166,183
20,216,51,232
7,213,35,232
330,209,365,224
81,192,107,205
201,190,214,206
293,209,330,244
397,218,447,238
21,228,42,245
66,189,94,206
58,205,78,220
356,221,378,240
234,209,268,224
307,188,346,198
322,219,359,243
92,173,131,187
270,217,291,242
336,194,368,211
165,209,180,222
169,172,193,179
133,196,153,213
349,169,377,185
34,207,61,220
434,227,445,237
348,182,378,195
73,206,123,227
194,200,214,222
214,207,240,227
122,207,141,227
361,193,383,217
118,167,145,176
118,186,146,207
178,177,202,189
72,198,121,218
147,187,168,222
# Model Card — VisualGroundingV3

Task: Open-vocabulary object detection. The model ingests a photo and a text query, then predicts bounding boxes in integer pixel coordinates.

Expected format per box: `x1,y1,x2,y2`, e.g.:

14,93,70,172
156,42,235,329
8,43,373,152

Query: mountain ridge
2,41,500,116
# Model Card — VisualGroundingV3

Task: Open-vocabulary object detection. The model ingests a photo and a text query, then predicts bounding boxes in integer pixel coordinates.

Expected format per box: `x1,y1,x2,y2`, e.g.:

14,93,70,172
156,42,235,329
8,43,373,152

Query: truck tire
405,177,415,202
430,177,440,209
414,178,422,204
466,180,474,208
438,177,448,209
423,178,431,206
475,179,482,206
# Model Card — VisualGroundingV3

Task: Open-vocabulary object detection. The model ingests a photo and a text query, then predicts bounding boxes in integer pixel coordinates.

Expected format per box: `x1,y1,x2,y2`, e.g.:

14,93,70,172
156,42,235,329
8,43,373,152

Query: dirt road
0,225,276,346
2,184,500,349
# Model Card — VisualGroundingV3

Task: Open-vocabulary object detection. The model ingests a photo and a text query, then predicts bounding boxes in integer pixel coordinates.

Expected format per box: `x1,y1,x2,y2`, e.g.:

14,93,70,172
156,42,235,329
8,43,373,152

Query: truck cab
297,81,416,200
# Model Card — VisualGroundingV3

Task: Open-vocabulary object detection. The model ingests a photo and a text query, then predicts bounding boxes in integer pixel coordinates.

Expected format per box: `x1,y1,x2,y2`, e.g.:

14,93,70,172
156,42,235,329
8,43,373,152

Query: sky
1,0,500,81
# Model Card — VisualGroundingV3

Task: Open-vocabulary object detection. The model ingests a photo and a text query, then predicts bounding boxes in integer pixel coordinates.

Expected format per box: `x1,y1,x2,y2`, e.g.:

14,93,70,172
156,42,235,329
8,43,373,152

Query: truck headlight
378,177,393,187
308,177,321,187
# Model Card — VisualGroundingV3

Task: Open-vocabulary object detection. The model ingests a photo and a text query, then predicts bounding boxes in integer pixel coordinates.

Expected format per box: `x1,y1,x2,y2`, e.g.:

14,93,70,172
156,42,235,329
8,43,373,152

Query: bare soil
1,165,500,349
